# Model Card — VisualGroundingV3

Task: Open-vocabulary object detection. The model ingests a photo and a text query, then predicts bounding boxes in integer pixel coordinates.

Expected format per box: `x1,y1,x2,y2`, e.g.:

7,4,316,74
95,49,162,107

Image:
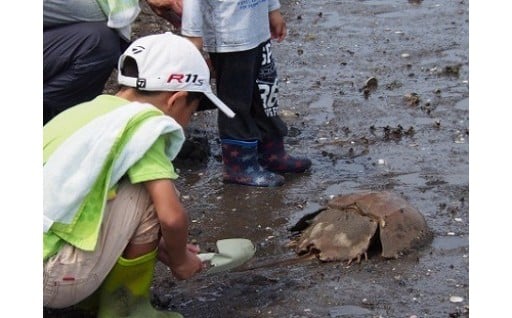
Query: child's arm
181,0,203,50
186,37,204,51
181,0,209,67
146,0,183,28
269,9,287,42
144,178,203,280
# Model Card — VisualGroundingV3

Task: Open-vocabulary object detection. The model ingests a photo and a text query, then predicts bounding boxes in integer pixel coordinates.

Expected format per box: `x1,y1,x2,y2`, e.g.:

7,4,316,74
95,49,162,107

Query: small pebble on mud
365,77,378,89
404,92,420,106
449,296,464,303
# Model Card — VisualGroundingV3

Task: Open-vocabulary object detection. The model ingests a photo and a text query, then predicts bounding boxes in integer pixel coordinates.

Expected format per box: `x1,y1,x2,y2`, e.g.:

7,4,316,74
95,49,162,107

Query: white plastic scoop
197,238,256,274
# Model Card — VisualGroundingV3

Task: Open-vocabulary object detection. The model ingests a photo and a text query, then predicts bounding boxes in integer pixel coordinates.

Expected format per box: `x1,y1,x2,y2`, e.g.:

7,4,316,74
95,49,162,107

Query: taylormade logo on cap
118,32,235,118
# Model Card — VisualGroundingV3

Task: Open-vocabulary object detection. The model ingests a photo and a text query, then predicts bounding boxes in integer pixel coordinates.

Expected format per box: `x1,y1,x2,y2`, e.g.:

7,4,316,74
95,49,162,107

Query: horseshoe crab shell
291,191,432,263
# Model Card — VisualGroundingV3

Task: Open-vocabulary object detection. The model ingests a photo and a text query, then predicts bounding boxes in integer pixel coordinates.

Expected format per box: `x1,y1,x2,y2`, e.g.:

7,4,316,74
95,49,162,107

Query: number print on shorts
261,42,272,66
258,80,279,117
258,42,279,117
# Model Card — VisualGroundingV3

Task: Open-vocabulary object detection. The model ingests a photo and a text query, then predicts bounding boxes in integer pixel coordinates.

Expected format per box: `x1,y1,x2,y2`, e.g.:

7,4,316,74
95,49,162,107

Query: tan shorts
43,179,160,308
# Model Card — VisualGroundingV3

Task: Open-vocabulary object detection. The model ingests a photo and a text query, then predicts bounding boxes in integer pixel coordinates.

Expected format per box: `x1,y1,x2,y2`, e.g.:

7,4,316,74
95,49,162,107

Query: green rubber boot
97,249,183,318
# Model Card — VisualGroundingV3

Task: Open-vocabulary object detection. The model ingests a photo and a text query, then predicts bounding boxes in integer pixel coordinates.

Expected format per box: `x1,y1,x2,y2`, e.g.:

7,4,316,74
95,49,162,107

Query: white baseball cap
118,32,235,118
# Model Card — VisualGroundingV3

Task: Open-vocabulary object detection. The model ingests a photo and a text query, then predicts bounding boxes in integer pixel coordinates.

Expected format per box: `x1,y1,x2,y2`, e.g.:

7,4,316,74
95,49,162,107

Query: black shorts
208,40,288,141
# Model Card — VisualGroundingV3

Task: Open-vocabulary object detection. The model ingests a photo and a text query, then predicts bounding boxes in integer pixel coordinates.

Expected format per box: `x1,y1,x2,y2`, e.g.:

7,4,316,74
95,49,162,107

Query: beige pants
43,179,160,308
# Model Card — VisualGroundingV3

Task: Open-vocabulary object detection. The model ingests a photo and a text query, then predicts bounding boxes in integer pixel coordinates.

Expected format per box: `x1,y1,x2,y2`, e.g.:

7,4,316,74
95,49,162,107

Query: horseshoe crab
289,191,432,264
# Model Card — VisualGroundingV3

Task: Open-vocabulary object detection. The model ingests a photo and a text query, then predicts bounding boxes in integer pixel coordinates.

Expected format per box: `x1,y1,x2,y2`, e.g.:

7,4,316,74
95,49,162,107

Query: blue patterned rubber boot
221,139,285,187
258,137,312,173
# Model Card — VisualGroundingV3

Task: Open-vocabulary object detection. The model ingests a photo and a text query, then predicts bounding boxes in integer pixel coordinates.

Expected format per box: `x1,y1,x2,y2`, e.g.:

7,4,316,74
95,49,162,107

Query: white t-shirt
181,0,281,53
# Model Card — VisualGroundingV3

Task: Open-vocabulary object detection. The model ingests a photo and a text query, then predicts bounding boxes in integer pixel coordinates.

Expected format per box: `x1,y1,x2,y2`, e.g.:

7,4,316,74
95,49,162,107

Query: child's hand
269,10,287,42
169,243,203,280
147,0,183,28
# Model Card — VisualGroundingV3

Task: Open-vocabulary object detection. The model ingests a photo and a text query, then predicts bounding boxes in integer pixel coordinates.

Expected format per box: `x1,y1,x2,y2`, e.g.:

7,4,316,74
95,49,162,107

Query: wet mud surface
44,0,469,317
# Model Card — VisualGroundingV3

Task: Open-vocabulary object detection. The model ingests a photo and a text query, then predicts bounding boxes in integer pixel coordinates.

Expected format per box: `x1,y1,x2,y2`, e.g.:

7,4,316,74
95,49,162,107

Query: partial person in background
181,0,312,187
43,0,183,124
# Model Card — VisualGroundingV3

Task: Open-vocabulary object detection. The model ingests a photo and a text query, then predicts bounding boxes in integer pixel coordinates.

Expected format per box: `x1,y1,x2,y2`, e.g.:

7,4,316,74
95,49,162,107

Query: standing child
181,0,312,187
43,32,235,317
